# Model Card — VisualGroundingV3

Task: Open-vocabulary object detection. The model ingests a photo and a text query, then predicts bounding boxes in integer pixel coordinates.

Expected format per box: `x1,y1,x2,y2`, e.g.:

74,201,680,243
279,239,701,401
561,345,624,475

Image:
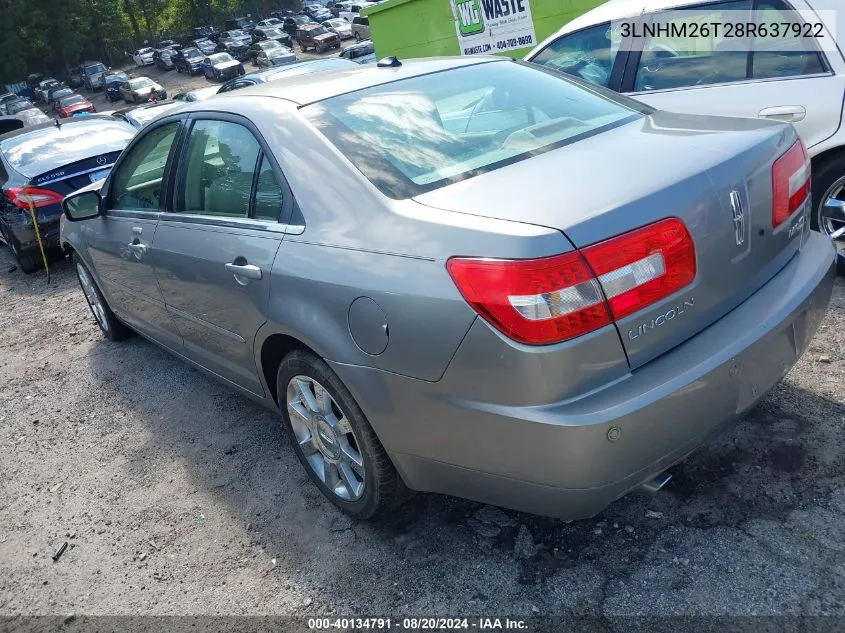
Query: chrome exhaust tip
641,471,672,493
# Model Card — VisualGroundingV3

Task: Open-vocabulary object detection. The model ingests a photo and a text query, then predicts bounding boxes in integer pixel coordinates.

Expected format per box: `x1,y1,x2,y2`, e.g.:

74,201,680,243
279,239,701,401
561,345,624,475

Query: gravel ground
1,245,845,619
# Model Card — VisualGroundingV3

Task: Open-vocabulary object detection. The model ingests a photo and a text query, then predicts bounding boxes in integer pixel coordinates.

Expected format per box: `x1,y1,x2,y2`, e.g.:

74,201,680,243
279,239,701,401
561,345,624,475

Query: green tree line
0,0,298,84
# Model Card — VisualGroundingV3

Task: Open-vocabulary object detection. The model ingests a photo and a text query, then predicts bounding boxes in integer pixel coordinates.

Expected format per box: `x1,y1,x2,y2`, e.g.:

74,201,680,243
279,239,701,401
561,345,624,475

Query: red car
55,94,96,118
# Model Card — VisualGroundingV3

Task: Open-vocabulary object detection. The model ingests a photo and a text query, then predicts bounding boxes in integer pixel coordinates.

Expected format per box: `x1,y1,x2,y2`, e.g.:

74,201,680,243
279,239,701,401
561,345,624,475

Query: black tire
276,349,409,519
73,253,132,341
811,152,845,234
8,238,40,274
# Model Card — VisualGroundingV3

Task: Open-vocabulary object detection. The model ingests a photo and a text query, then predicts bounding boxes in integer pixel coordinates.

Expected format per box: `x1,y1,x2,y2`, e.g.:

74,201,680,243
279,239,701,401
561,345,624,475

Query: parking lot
1,246,844,618
72,45,338,116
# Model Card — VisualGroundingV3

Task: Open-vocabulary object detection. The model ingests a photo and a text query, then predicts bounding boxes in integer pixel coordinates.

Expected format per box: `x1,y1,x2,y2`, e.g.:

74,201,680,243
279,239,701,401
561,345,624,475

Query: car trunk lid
414,111,808,369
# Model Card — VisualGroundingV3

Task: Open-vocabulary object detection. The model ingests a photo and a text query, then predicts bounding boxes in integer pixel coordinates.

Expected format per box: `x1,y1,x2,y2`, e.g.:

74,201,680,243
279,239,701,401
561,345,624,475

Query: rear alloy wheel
812,155,845,240
277,349,408,519
74,254,132,341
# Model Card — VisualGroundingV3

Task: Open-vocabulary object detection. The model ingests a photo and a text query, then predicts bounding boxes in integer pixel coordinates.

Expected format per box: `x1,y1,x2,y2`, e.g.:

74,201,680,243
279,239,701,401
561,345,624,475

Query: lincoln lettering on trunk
628,298,696,340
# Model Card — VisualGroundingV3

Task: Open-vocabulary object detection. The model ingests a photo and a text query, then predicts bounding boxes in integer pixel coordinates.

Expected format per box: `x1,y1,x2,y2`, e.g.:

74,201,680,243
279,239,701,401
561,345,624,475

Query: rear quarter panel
240,98,573,381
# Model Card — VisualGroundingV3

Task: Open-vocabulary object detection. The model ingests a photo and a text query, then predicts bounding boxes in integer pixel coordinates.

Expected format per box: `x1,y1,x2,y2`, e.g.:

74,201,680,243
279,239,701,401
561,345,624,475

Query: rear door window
253,155,285,221
174,119,261,217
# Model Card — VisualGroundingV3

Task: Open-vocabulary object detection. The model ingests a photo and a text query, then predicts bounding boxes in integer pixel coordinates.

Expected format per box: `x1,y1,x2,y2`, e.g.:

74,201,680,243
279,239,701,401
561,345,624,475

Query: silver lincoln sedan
60,57,835,520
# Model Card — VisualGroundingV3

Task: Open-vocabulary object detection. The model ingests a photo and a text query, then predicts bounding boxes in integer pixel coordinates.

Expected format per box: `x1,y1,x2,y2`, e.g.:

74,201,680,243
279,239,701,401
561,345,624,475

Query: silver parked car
60,57,835,520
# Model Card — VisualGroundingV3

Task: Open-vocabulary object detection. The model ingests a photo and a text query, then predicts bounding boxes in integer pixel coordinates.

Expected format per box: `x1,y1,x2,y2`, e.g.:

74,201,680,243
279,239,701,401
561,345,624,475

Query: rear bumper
331,231,836,519
5,212,61,252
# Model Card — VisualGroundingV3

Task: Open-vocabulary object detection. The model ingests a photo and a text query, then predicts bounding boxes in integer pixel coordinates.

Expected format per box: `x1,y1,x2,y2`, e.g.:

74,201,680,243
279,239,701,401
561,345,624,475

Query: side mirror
63,190,102,221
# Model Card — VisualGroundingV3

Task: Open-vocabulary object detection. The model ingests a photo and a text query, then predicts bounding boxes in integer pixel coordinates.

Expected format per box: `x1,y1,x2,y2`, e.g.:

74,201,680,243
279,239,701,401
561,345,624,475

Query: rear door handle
225,262,262,282
758,106,806,123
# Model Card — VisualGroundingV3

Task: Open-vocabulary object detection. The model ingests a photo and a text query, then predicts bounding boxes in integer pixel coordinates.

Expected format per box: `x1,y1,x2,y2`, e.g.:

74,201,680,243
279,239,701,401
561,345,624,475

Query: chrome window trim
106,209,162,220
158,212,288,233
625,70,835,96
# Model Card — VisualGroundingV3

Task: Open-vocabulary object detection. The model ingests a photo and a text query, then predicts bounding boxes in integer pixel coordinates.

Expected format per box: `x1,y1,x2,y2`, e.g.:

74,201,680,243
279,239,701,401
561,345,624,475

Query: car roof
206,56,498,106
0,118,135,178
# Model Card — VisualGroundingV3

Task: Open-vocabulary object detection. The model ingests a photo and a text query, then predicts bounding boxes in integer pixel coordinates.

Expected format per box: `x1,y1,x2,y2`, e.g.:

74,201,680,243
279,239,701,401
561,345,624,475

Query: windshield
264,28,283,37
304,61,644,199
263,18,281,25
309,26,328,35
261,41,283,50
184,48,202,58
210,53,234,64
129,78,155,89
326,19,346,27
295,16,310,23
195,38,212,46
227,29,246,38
137,48,154,55
85,63,106,74
59,95,86,106
53,88,73,98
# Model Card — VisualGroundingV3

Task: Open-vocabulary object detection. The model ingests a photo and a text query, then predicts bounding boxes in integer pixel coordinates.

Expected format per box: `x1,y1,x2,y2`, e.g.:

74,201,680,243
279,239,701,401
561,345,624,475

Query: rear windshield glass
85,63,106,74
60,95,86,106
210,53,234,63
304,61,644,199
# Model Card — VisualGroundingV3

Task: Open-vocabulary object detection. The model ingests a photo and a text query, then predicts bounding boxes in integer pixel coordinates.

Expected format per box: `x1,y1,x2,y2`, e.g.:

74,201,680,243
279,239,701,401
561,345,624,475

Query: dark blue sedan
102,71,129,102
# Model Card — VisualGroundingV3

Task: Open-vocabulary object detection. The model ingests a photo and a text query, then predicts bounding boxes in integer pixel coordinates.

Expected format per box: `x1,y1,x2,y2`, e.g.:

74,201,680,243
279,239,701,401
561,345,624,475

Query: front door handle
225,262,262,283
758,106,806,123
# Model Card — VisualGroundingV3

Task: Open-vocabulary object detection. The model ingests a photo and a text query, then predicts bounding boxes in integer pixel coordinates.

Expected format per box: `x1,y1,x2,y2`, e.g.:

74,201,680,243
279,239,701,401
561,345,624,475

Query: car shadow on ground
84,321,845,612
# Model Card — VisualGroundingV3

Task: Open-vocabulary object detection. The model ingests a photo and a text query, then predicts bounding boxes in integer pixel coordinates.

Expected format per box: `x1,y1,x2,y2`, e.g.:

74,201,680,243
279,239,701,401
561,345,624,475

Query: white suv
526,0,845,238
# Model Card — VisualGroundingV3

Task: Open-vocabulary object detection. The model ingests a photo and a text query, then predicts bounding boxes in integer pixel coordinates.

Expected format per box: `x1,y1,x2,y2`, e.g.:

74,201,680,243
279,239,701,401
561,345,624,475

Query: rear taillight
447,218,696,345
581,218,696,320
6,186,64,209
446,251,612,345
772,138,810,228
